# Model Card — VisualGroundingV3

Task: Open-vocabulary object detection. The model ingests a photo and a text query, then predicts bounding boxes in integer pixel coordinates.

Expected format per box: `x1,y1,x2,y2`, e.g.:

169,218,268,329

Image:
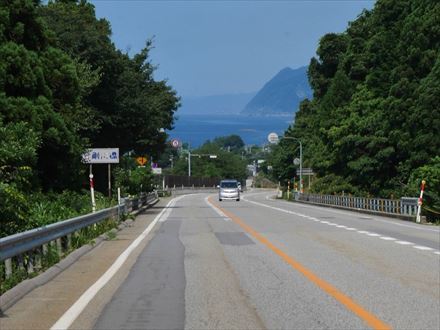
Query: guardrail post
35,247,42,270
56,238,63,257
42,243,48,256
5,258,12,279
27,251,34,274
67,234,72,251
18,254,25,272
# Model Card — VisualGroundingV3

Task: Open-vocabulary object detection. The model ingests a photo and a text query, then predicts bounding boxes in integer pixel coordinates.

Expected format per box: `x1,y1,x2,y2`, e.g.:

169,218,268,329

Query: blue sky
91,0,375,97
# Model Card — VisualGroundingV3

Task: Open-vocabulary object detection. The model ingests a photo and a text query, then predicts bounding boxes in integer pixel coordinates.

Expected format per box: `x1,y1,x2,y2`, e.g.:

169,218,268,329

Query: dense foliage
271,0,439,211
172,135,248,183
0,0,179,236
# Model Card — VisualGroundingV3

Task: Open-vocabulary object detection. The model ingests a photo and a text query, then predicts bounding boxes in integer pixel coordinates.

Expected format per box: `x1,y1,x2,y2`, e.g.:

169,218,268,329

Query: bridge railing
296,193,418,217
0,191,158,283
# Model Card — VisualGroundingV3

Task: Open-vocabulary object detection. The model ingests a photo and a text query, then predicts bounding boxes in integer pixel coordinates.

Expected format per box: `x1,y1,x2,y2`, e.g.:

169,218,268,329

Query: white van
218,179,240,201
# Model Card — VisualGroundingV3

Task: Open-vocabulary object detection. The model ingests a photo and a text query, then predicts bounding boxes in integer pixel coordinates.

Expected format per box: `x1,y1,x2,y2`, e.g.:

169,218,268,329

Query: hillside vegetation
271,0,439,216
0,0,179,236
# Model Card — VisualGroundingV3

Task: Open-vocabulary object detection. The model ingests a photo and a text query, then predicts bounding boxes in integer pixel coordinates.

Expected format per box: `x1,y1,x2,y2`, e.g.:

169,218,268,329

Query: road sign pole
89,171,96,213
299,141,303,194
108,164,111,198
416,180,426,223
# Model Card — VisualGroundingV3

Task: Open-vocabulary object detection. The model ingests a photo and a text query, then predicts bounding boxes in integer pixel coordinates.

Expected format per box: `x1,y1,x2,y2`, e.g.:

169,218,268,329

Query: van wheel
236,198,240,201
219,199,222,202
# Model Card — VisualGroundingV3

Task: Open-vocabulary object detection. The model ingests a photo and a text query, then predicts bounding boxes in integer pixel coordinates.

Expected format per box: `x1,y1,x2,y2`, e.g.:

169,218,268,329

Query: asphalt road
62,190,440,329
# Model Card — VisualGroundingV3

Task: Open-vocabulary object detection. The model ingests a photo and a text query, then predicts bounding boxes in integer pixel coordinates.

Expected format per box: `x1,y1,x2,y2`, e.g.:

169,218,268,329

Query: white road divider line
379,237,396,241
413,246,434,251
51,195,186,330
242,196,440,256
395,241,413,245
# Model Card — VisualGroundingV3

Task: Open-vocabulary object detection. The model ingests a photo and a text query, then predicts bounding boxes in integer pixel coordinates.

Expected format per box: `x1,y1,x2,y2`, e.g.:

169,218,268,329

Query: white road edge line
260,191,440,233
51,195,186,330
242,195,440,256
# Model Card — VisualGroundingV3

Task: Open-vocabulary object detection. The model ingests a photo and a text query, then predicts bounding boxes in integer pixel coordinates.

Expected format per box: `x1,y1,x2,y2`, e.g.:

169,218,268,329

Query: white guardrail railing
0,191,158,279
297,193,418,217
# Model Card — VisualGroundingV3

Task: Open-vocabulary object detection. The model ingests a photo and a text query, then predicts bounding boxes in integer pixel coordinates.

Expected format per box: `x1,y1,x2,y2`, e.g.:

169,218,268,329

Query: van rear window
220,182,238,188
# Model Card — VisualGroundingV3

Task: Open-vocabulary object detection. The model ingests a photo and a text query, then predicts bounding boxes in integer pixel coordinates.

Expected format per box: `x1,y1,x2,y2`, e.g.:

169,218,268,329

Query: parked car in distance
218,179,240,201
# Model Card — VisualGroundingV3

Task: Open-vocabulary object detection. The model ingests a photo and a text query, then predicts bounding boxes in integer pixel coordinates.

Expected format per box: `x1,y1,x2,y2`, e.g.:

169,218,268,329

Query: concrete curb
0,198,159,312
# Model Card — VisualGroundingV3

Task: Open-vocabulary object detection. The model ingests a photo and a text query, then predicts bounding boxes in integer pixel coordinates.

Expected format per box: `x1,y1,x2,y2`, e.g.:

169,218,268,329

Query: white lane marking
159,195,186,222
204,196,230,221
379,237,396,241
51,195,186,330
413,246,434,251
251,191,440,233
395,241,414,245
242,196,440,256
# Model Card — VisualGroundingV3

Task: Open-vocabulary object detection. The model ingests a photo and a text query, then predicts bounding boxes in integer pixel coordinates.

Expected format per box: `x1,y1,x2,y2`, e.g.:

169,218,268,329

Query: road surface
5,190,440,329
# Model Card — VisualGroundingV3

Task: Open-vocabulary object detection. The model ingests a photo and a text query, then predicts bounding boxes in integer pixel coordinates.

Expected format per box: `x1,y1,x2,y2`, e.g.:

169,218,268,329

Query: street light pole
188,148,191,177
186,151,217,177
282,137,303,194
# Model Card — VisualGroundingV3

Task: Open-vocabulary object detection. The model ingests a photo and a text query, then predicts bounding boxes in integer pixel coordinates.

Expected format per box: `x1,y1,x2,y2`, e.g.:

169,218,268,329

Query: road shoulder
0,197,171,330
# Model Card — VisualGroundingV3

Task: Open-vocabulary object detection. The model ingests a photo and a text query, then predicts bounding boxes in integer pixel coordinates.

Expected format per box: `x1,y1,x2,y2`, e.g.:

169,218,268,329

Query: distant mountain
179,92,256,115
241,66,312,116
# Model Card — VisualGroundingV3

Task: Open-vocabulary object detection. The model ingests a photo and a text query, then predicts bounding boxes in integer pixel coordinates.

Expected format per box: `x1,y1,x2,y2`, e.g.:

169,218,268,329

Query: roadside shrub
27,190,114,229
310,174,362,196
114,166,153,196
405,157,440,222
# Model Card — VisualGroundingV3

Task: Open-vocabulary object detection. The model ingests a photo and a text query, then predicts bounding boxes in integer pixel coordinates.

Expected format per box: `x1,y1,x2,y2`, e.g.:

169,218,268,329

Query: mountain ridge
241,66,312,116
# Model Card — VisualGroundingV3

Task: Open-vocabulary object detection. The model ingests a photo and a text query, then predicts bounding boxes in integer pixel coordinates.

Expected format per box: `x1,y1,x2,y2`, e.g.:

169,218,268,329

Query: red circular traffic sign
171,139,180,148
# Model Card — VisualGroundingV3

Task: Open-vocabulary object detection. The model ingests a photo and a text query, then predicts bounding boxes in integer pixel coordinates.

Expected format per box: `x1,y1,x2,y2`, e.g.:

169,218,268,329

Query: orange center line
208,196,391,330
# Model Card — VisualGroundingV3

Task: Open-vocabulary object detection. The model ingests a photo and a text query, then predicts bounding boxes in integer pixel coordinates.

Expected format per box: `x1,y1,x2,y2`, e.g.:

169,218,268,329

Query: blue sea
168,114,293,147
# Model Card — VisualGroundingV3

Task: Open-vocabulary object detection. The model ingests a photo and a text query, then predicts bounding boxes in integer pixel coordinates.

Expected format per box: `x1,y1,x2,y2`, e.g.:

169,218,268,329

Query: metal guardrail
0,191,158,277
297,193,418,217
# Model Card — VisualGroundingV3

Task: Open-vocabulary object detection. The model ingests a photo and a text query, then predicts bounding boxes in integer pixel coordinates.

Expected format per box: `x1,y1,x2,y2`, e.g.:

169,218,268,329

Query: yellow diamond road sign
136,156,147,166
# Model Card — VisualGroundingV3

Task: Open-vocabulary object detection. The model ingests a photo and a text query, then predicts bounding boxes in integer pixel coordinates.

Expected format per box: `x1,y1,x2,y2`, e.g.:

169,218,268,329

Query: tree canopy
172,136,248,182
271,0,439,201
1,0,180,234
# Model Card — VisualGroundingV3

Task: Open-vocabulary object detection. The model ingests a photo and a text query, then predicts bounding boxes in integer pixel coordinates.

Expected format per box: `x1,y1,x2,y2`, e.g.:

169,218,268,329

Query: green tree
0,120,39,236
40,1,179,158
0,0,89,191
272,0,440,198
172,139,247,182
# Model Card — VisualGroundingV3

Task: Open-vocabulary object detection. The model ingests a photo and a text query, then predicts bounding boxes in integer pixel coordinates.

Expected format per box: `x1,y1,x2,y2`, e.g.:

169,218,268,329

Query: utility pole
188,148,191,177
282,137,303,194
